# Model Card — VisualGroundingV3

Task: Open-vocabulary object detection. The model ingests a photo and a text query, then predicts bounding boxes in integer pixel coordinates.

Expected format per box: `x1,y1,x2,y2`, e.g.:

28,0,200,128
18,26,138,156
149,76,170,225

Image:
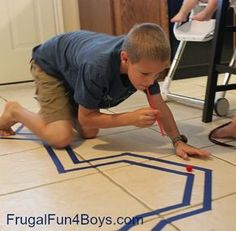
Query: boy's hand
131,107,160,128
174,141,210,160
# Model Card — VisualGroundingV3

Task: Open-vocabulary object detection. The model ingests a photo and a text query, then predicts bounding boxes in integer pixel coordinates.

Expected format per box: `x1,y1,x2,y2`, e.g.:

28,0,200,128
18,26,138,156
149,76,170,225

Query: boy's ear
120,51,129,63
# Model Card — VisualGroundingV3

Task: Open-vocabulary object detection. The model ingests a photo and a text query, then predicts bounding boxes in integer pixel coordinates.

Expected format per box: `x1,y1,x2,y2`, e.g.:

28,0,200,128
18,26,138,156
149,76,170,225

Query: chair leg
216,48,236,100
202,0,229,122
161,40,187,100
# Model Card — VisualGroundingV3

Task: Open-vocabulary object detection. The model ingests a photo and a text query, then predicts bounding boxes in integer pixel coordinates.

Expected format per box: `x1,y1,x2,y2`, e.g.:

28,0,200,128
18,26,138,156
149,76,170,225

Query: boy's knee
50,134,73,149
45,126,73,148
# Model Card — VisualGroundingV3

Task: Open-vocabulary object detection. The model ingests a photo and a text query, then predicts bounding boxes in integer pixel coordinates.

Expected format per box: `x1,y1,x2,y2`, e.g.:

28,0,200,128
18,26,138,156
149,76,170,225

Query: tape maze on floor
1,124,212,231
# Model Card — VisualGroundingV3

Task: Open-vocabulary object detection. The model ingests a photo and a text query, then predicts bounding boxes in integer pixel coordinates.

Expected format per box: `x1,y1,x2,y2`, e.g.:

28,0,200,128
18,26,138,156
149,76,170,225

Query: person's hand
131,107,160,128
175,141,210,160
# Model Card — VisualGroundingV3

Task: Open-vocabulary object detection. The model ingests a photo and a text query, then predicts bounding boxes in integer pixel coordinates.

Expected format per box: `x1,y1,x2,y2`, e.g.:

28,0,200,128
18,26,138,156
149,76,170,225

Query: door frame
53,0,65,33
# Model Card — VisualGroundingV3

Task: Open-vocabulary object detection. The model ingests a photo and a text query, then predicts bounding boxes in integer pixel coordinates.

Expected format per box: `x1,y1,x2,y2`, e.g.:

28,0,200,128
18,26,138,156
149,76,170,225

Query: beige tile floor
0,77,236,231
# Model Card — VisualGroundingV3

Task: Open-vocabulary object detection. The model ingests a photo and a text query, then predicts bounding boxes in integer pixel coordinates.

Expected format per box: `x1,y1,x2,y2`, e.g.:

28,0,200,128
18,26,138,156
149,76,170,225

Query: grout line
210,154,236,167
64,152,173,225
72,150,184,226
162,191,236,218
0,96,8,102
0,171,100,198
72,152,155,211
95,169,155,212
98,169,181,230
98,127,140,138
212,191,236,201
0,146,42,157
162,203,203,217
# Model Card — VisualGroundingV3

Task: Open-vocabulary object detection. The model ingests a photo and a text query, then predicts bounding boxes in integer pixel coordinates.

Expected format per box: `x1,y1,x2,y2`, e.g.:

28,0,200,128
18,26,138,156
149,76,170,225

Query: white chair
161,3,233,117
174,19,215,42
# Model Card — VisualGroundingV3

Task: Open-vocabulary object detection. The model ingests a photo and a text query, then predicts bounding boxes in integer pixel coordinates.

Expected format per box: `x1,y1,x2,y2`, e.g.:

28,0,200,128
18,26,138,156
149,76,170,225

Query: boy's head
120,23,170,91
121,23,170,64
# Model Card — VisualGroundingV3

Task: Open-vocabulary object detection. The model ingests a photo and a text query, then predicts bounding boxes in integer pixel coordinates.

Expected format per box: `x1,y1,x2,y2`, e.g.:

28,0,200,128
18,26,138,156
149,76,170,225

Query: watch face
180,135,188,143
172,135,188,145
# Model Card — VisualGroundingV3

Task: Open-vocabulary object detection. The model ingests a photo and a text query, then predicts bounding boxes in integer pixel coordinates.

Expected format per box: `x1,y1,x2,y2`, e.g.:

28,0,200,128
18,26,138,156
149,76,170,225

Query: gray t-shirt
32,30,160,109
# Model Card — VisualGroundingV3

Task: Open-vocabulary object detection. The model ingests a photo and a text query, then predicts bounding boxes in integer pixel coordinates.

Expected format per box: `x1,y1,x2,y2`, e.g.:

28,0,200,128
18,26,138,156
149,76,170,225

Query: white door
0,0,64,84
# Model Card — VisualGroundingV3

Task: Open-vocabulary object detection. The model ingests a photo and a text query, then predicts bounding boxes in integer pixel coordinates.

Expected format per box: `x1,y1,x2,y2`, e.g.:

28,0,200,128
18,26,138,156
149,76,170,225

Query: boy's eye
155,73,161,78
141,72,150,76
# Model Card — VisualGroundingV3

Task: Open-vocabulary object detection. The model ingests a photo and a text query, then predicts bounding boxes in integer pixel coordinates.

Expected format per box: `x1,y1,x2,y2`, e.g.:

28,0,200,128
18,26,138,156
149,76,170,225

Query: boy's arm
78,105,159,129
152,93,209,160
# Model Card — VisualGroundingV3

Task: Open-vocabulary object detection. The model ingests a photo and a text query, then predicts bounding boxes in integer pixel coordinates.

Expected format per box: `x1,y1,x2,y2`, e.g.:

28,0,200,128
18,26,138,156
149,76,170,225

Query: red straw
146,88,165,136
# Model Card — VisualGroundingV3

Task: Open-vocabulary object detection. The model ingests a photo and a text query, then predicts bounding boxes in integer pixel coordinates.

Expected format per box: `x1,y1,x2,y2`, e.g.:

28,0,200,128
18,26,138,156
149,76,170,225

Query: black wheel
214,98,229,116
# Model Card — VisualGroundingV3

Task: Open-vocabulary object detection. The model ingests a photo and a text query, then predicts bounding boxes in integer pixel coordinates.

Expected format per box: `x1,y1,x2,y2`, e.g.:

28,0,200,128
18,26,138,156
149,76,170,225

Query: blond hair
122,23,170,63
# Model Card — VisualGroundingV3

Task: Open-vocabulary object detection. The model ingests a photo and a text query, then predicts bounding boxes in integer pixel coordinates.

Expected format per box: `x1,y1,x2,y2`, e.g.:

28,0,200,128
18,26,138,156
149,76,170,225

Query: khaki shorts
31,61,75,124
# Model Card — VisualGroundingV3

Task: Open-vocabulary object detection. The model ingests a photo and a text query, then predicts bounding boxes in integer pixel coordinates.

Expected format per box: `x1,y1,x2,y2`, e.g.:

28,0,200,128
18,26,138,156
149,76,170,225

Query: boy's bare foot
0,101,19,136
212,122,236,139
0,128,15,136
171,12,188,23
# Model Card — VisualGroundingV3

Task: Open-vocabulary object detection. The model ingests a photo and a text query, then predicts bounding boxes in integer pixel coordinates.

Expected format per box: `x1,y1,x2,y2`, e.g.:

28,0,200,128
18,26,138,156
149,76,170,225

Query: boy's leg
0,102,16,136
0,101,73,148
171,0,199,22
0,61,74,148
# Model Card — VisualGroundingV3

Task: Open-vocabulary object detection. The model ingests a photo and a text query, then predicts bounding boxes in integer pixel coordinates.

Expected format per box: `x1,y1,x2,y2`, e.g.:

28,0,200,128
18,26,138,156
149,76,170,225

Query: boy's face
126,58,168,91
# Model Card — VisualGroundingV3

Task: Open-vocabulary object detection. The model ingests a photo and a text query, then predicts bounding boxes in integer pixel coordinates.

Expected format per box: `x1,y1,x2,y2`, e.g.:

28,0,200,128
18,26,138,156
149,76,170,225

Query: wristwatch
172,134,188,146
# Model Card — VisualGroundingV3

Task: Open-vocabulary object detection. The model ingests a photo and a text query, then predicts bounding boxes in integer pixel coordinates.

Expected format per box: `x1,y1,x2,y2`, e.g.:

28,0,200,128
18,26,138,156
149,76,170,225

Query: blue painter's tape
0,124,212,230
65,146,80,163
15,123,24,134
43,143,66,174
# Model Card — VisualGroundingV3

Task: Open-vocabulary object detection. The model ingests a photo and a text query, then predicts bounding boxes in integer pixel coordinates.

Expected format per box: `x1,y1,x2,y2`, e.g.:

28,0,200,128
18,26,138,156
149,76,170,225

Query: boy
0,23,209,160
171,0,217,23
